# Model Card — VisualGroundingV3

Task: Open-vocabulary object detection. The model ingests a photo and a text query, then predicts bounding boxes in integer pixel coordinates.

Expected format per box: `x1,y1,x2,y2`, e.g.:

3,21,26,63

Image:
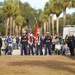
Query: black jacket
67,35,75,48
44,35,52,46
0,38,2,48
21,35,28,45
16,37,19,44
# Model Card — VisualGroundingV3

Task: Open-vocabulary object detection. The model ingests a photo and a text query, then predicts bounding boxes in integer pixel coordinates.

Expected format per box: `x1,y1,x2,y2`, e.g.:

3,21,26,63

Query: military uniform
44,35,52,55
21,35,28,55
29,35,34,55
36,35,43,55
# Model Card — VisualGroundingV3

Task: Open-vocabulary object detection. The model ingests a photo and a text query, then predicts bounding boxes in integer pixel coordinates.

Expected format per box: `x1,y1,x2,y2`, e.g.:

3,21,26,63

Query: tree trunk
52,14,54,36
39,27,42,36
9,16,13,35
13,20,15,35
17,25,19,35
63,8,66,28
19,26,21,35
47,21,48,32
56,17,59,36
44,22,46,36
15,25,18,36
6,17,9,36
48,16,50,33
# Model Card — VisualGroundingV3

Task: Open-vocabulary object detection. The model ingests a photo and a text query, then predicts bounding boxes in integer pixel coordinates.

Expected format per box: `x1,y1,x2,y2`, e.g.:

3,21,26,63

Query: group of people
0,31,75,56
20,31,75,56
0,35,20,55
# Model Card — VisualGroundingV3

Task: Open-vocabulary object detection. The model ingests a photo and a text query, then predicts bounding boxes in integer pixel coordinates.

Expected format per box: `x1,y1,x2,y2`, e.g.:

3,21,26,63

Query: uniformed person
44,32,52,55
28,34,34,55
36,32,43,55
21,31,28,55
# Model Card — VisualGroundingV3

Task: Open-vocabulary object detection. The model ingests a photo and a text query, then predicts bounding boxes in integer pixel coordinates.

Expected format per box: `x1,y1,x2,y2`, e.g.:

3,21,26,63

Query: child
61,41,69,55
55,41,61,55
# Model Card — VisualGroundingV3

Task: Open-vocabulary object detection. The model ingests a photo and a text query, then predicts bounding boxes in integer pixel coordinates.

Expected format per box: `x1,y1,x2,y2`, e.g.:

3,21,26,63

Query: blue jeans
61,48,65,55
13,43,17,50
29,45,34,55
16,43,19,49
8,46,12,54
45,45,52,55
21,44,27,55
36,45,43,55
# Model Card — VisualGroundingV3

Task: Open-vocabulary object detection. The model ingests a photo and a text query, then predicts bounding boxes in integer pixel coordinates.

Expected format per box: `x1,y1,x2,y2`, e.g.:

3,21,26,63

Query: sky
0,0,75,18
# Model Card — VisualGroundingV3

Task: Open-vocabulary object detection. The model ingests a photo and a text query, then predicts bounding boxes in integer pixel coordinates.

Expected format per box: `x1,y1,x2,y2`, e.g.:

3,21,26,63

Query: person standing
44,32,52,55
21,31,28,55
67,32,75,56
36,32,43,55
7,35,13,55
16,36,20,49
28,34,34,55
12,36,17,50
0,37,2,55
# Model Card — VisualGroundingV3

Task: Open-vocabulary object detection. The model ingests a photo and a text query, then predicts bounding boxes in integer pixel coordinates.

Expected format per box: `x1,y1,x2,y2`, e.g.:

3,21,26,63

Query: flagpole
26,19,31,55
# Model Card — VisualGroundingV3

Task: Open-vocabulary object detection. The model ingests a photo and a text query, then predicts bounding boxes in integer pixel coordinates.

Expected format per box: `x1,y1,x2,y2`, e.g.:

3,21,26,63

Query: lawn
0,55,75,75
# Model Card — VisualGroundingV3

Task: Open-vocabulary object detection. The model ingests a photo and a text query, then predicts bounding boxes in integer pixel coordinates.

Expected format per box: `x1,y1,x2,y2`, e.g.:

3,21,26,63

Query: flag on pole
27,20,31,40
34,22,38,42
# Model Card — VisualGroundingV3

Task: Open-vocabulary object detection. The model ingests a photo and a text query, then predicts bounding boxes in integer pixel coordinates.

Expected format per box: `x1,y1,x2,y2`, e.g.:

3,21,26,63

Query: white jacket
55,44,61,50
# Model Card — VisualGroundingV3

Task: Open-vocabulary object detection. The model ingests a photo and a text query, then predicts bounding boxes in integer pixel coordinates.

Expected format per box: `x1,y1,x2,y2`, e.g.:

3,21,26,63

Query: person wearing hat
28,34,34,55
21,31,28,55
44,32,52,55
36,32,43,55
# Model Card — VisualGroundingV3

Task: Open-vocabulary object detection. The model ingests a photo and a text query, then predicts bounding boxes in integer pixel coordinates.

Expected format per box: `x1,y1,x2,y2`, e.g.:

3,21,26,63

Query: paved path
12,49,21,55
12,48,45,55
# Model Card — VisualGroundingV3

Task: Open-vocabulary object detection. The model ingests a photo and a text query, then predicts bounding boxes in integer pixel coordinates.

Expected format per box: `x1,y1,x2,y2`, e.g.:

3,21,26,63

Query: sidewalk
12,49,20,55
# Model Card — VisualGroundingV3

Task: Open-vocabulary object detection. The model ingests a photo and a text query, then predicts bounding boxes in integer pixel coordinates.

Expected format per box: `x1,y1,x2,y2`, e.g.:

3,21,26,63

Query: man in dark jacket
0,37,2,55
21,31,28,55
44,32,52,55
68,32,75,56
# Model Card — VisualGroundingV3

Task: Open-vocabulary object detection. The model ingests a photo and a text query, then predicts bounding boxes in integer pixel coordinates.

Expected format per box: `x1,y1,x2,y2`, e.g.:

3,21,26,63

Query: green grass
0,55,75,75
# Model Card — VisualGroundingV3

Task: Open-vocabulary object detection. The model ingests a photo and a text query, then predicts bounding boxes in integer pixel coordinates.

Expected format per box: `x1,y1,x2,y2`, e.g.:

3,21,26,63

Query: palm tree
61,0,68,28
44,2,51,33
52,14,54,36
68,0,75,8
3,0,21,35
39,12,48,36
51,0,62,35
3,0,15,35
15,15,25,35
44,0,55,35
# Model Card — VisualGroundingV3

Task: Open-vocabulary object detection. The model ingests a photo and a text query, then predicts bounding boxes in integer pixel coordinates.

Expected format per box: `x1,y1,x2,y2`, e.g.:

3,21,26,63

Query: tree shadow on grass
8,59,75,74
65,55,75,60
